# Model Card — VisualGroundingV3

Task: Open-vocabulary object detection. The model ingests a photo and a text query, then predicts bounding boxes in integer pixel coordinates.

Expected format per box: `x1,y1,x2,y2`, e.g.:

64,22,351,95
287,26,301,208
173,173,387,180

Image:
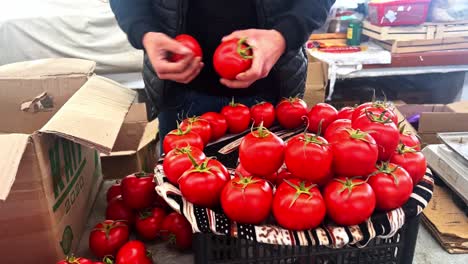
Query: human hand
220,29,286,89
143,32,204,84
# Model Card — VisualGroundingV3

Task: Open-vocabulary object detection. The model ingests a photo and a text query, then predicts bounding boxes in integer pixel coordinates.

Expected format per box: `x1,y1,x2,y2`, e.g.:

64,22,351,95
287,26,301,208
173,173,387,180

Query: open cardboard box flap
0,134,30,200
0,58,96,78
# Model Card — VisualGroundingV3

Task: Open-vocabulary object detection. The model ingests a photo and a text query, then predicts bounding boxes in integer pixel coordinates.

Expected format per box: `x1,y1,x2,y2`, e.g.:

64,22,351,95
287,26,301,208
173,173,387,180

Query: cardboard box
0,59,136,263
101,103,159,179
304,53,328,106
396,102,468,144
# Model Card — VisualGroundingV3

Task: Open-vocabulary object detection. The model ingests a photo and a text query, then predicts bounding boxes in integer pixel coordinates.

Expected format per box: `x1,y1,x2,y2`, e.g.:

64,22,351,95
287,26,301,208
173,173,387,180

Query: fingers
236,53,268,82
220,78,252,89
157,53,194,75
158,57,203,84
158,35,192,55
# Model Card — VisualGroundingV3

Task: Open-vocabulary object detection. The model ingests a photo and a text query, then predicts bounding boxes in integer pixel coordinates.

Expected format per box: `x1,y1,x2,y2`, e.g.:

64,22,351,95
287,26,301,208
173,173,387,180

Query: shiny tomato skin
276,98,308,129
200,112,228,141
337,106,354,120
327,129,379,177
239,127,285,177
121,172,157,210
273,179,326,230
275,168,294,186
163,128,204,154
56,257,93,264
324,119,352,141
284,134,332,184
390,148,427,186
368,163,413,211
399,131,421,151
221,102,251,134
250,101,276,128
163,146,206,185
106,196,136,226
352,113,400,161
115,240,152,264
89,220,129,258
213,38,253,80
221,176,273,224
106,180,122,202
135,208,167,240
307,103,338,134
180,117,212,145
352,102,398,125
171,34,203,62
323,177,376,226
161,212,193,250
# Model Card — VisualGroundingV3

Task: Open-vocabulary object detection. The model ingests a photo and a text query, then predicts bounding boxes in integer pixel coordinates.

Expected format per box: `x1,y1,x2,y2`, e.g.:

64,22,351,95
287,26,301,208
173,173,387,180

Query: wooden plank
374,38,468,54
393,42,468,54
363,49,468,68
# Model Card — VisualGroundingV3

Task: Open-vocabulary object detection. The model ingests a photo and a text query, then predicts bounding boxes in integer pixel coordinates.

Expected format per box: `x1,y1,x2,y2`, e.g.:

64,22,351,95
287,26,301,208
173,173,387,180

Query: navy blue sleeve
273,0,335,52
110,0,158,50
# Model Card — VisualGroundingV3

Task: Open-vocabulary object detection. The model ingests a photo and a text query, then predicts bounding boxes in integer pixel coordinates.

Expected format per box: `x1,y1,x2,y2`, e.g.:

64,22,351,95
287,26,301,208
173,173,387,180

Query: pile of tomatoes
57,173,192,264
162,98,427,231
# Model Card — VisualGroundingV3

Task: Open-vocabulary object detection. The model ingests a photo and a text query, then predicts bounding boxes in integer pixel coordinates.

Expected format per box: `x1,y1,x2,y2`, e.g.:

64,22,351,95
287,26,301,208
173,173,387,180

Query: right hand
143,32,203,84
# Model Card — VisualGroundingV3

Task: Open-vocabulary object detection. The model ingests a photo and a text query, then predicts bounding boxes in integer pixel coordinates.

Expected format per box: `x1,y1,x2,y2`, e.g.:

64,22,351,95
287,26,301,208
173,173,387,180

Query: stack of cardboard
304,54,328,106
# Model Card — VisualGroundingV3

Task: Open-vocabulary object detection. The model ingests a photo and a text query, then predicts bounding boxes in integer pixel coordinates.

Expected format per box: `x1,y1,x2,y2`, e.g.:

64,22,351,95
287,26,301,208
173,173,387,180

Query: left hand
220,29,286,89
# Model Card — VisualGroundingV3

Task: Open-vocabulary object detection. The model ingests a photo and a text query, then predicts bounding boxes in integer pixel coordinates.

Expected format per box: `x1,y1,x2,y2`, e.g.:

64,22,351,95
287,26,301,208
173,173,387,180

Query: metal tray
437,132,468,163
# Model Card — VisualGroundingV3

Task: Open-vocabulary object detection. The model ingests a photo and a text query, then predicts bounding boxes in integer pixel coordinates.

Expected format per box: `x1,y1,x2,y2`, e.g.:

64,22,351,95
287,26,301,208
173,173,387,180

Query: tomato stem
364,110,393,124
103,256,115,264
284,179,316,208
237,37,254,59
396,143,418,154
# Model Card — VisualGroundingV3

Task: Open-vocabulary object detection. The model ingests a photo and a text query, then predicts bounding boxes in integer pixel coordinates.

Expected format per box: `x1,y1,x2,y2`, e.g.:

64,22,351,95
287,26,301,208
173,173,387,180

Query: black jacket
110,0,334,119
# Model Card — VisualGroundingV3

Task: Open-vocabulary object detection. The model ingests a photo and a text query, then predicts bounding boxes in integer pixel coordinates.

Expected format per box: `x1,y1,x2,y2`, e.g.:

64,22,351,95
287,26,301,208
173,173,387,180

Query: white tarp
0,0,143,74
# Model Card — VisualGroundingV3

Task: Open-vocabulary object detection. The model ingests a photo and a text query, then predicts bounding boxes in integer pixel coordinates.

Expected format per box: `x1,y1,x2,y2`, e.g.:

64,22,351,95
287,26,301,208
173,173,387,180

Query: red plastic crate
368,0,431,26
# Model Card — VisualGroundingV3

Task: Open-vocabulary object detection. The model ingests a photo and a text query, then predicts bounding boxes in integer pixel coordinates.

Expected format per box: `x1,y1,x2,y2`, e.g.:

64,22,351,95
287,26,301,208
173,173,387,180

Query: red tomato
250,101,275,128
323,177,376,225
368,162,413,211
213,38,253,80
153,194,171,212
221,175,273,224
352,102,398,125
239,125,285,177
161,212,193,250
284,133,332,184
115,241,152,264
56,256,93,264
273,179,326,230
106,196,136,225
107,181,122,202
236,163,277,185
276,168,294,186
121,172,157,210
390,144,427,185
324,119,352,141
179,159,229,208
200,112,228,141
180,116,212,145
276,97,308,129
327,129,379,177
398,123,421,151
221,100,251,134
235,163,252,177
163,146,206,185
170,34,203,62
337,106,355,120
163,125,204,154
135,208,166,240
307,103,338,134
89,220,129,258
352,111,400,161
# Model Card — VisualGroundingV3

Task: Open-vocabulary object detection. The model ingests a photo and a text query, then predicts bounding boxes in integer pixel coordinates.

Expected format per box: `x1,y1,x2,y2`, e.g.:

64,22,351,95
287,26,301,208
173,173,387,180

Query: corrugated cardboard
396,102,468,144
304,53,328,106
101,103,159,179
0,59,136,263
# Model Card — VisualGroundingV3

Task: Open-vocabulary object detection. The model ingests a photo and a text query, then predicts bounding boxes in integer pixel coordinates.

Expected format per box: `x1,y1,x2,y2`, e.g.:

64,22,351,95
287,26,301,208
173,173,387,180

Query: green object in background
347,20,362,46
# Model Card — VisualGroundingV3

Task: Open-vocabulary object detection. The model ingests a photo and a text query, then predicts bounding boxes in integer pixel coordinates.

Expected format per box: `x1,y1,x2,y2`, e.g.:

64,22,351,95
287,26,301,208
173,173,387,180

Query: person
110,0,335,143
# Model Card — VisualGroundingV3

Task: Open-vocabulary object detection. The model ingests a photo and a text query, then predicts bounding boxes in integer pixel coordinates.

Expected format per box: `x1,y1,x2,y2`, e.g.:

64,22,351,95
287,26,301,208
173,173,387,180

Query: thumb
222,30,246,42
160,36,192,55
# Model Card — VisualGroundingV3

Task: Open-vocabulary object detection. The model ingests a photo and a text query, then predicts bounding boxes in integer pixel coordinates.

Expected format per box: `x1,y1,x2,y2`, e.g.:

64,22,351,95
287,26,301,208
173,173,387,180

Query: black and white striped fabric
154,128,434,248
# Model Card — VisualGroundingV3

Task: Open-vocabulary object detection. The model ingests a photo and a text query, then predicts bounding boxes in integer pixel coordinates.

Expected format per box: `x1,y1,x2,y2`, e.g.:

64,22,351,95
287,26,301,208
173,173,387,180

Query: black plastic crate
193,216,420,264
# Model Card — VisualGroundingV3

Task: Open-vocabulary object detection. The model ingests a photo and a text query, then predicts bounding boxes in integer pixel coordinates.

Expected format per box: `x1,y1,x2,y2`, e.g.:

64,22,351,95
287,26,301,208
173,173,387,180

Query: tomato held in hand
324,119,352,141
121,172,157,210
337,106,355,120
179,158,229,208
368,162,413,211
276,97,308,129
163,146,206,185
180,116,212,145
135,208,166,240
250,101,275,128
352,111,400,161
221,175,273,224
307,103,338,134
106,196,135,226
273,179,326,230
398,123,421,151
57,256,94,264
170,34,203,62
352,101,398,125
115,241,152,264
213,38,253,80
107,180,122,202
221,99,251,134
284,133,332,184
239,124,285,177
328,129,379,177
323,177,376,226
390,144,427,185
89,220,129,258
161,212,193,250
200,112,228,141
163,124,204,154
